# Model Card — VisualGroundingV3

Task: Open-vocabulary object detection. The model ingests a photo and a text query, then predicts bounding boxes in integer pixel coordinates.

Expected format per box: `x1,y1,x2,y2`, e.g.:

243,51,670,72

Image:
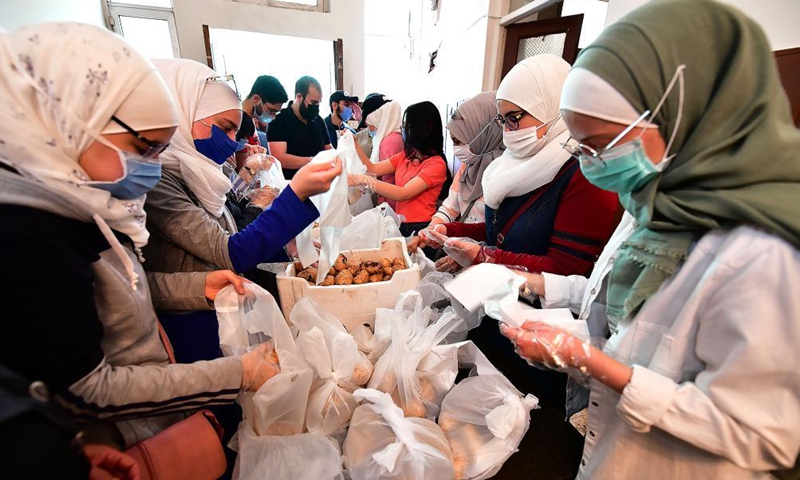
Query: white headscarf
366,101,402,164
153,59,241,217
560,67,658,128
0,23,177,256
481,54,572,209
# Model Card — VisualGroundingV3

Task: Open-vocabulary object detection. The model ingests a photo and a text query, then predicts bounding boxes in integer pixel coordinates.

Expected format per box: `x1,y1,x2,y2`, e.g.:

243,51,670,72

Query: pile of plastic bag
215,266,538,479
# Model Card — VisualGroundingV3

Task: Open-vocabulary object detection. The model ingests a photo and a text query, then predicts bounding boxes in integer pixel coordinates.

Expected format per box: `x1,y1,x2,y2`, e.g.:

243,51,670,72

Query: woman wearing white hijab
419,55,618,277
143,59,341,363
366,100,404,209
0,23,279,450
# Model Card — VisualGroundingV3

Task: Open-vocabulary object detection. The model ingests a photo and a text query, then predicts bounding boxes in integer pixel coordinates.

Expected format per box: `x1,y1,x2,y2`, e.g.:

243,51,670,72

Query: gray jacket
144,167,237,275
0,168,242,448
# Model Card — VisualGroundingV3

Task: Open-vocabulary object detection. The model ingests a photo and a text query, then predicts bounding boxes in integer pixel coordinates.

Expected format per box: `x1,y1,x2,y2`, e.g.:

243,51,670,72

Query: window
106,1,181,58
223,0,328,13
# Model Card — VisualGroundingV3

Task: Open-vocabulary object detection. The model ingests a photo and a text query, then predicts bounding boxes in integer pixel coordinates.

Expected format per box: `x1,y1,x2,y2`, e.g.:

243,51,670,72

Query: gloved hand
500,321,591,380
246,186,280,210
240,342,281,392
435,255,462,274
417,224,448,249
240,153,273,184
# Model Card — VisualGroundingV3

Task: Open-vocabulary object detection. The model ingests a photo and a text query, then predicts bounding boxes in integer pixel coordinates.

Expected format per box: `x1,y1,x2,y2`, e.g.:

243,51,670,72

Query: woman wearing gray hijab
433,91,504,226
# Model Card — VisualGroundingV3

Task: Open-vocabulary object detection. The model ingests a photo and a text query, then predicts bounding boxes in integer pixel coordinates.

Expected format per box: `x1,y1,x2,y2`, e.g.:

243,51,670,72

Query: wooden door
775,47,800,128
502,14,584,78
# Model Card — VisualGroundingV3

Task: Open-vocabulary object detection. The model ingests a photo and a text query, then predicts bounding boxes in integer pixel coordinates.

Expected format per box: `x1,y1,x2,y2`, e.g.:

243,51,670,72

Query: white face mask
453,144,479,165
503,123,548,157
502,114,560,158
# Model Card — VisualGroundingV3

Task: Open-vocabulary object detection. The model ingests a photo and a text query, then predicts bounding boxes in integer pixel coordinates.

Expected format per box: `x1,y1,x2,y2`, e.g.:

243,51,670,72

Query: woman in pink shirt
350,101,448,237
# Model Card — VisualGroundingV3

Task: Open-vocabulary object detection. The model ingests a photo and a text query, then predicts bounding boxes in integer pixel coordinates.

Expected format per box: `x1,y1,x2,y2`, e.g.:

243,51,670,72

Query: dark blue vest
485,159,579,255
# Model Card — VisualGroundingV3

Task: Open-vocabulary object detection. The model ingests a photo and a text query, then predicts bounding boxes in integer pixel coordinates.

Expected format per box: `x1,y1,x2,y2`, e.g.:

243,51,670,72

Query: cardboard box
277,238,420,331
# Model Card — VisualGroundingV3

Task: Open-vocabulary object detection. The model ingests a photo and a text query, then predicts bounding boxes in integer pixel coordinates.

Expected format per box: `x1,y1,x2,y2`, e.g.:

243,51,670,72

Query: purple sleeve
228,186,319,272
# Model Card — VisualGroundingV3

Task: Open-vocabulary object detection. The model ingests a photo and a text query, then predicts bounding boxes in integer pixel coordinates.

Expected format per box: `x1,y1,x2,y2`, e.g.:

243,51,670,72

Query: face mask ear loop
647,64,686,159
663,66,685,160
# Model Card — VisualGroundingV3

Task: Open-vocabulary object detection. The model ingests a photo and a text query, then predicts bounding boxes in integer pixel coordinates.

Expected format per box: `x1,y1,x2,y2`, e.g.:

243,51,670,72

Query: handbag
125,410,226,480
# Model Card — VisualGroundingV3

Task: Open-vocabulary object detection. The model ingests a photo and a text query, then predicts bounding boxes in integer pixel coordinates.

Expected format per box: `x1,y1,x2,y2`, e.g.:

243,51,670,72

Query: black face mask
300,97,319,120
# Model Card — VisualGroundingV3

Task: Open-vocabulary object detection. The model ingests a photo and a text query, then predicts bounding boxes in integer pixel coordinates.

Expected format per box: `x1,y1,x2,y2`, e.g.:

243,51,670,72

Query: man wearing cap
325,90,359,148
268,75,331,179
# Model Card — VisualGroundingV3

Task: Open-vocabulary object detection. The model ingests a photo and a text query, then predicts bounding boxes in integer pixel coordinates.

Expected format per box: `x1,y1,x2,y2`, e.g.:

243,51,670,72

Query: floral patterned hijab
0,22,177,249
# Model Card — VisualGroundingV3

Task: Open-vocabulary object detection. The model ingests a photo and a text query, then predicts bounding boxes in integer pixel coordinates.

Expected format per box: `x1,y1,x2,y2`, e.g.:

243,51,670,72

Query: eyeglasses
111,116,170,160
207,74,240,100
494,111,530,131
560,109,651,166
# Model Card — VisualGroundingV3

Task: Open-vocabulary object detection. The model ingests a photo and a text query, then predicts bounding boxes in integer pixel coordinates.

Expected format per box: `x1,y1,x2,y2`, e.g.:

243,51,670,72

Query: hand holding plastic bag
343,389,455,480
215,283,296,356
295,148,352,283
438,375,538,480
240,342,281,392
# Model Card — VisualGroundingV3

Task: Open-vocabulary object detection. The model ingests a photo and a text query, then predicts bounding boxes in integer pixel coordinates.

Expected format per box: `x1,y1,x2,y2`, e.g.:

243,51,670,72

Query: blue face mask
367,128,376,138
579,139,662,194
93,151,162,199
339,106,353,122
194,124,239,165
259,113,275,124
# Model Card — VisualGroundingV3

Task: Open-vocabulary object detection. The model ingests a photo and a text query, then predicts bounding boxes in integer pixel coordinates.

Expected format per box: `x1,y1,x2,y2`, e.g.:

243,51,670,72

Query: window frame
106,2,182,58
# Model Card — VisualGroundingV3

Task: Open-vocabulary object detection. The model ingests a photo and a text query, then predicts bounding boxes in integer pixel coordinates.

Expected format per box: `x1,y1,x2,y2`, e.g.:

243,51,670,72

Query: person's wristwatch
242,165,257,177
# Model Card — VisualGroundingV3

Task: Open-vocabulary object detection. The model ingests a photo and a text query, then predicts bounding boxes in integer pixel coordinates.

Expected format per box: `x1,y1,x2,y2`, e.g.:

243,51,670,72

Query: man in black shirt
267,76,331,179
324,90,359,148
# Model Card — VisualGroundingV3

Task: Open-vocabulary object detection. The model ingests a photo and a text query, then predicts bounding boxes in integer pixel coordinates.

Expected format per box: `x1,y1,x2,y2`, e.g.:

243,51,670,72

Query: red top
389,152,447,223
445,171,619,276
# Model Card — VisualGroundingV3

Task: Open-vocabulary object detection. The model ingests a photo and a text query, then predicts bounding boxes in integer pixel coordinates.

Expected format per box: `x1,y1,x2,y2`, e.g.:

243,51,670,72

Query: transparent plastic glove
246,185,280,210
500,321,591,384
432,232,482,268
435,255,462,274
240,153,270,184
240,342,282,392
418,224,447,249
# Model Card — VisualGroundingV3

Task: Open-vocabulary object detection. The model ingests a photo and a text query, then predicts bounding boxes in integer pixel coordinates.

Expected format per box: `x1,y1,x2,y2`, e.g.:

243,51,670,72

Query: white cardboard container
277,238,420,331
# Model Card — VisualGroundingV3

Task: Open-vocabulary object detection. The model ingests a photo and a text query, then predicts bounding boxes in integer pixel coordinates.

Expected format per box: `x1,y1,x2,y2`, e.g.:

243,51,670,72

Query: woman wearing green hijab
501,0,800,477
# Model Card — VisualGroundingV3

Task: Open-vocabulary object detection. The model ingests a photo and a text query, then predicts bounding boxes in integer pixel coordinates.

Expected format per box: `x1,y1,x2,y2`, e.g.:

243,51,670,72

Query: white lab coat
578,226,800,478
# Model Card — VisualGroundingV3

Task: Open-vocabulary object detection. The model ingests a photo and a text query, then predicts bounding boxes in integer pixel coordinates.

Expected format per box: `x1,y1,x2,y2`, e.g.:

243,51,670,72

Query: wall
606,0,800,50
0,0,105,30
171,0,365,97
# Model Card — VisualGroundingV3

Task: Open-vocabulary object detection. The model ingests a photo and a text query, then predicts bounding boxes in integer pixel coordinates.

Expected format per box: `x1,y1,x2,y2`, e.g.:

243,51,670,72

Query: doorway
208,28,337,117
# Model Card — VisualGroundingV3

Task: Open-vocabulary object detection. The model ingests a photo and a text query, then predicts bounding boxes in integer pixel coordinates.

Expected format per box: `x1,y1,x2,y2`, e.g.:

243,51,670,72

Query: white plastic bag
215,283,295,356
352,307,393,363
416,272,482,343
296,328,360,436
438,376,538,480
367,292,462,418
339,203,403,251
409,249,436,277
291,298,373,435
290,297,373,388
445,264,590,340
232,422,343,480
239,350,314,436
295,145,352,284
343,389,455,480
